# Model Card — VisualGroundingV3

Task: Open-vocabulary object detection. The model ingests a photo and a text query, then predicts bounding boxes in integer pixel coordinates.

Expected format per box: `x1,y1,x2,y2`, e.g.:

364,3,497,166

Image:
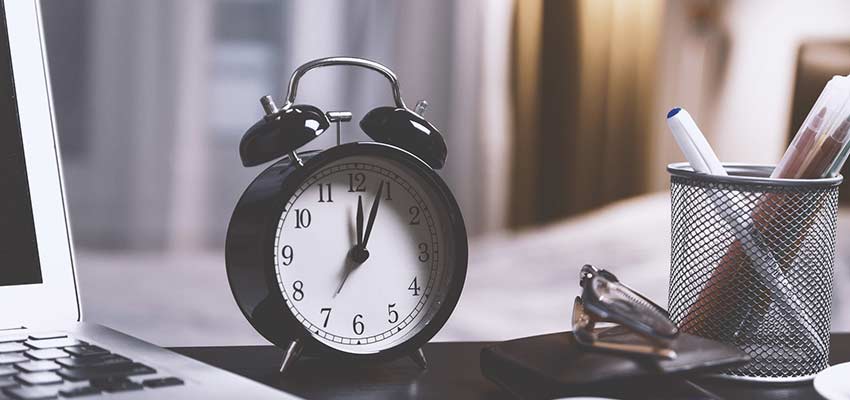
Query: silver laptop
0,1,296,399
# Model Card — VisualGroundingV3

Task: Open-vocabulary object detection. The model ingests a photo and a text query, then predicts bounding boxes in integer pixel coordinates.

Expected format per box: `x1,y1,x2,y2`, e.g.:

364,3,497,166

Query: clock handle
279,339,304,374
283,57,407,110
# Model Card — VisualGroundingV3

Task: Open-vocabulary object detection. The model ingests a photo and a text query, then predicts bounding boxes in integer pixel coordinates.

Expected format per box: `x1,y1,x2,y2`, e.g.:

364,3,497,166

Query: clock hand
339,201,370,296
356,195,364,247
334,257,357,297
350,196,370,263
361,181,384,249
339,183,384,296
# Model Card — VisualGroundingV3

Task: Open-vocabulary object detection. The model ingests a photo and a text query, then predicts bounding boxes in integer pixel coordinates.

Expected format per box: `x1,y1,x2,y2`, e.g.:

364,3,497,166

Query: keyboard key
0,344,26,354
0,366,16,377
89,376,126,387
15,372,62,385
143,377,184,388
0,377,18,388
24,339,81,350
26,334,65,341
23,350,67,361
62,346,108,358
0,354,28,365
91,377,143,393
56,355,130,369
3,386,58,399
0,335,28,344
57,363,155,382
57,386,101,398
14,361,59,373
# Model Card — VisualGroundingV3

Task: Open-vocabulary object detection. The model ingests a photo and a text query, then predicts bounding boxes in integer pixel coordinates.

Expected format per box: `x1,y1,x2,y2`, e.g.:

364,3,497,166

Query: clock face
272,155,453,354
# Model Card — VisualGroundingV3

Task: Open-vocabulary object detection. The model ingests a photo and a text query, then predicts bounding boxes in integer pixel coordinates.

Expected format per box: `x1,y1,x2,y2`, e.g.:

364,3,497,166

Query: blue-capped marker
666,107,727,176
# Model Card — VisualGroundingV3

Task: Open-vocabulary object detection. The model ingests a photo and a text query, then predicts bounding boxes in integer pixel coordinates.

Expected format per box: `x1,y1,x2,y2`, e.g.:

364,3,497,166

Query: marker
666,107,727,176
803,114,850,178
772,108,827,178
827,114,850,176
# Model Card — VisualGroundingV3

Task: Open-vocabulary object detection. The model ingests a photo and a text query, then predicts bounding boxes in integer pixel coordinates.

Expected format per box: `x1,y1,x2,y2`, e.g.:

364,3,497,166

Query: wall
650,0,850,189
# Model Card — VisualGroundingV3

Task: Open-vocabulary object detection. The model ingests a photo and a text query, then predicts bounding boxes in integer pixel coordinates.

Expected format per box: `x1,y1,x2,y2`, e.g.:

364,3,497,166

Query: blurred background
39,0,850,346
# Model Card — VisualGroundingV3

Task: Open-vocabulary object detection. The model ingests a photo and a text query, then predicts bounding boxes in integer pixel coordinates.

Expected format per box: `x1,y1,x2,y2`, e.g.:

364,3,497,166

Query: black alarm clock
225,57,468,373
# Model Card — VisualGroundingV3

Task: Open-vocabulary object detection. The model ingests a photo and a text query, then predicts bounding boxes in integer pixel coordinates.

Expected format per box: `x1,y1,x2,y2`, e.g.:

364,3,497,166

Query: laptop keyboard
0,332,183,399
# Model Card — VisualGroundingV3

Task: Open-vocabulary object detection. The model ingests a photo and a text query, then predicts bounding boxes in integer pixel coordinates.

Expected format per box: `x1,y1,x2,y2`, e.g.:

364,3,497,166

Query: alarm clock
225,57,468,373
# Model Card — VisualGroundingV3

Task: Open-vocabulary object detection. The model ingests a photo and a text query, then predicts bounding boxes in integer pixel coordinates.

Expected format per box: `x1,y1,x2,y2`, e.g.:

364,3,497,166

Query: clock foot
409,348,427,370
279,339,303,374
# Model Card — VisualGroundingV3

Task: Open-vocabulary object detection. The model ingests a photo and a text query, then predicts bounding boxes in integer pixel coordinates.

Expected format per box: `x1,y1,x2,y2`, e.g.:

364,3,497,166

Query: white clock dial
273,156,449,354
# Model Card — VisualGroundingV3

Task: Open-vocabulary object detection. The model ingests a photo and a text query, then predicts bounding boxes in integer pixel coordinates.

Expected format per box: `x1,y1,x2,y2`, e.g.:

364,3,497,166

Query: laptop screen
0,7,43,286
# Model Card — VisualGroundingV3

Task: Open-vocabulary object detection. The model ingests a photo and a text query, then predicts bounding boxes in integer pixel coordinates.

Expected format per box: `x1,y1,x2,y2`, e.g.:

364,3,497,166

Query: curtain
46,0,515,250
509,0,664,228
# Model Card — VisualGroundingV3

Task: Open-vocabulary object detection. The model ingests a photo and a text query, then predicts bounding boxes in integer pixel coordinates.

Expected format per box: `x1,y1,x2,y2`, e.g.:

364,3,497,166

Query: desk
172,333,850,399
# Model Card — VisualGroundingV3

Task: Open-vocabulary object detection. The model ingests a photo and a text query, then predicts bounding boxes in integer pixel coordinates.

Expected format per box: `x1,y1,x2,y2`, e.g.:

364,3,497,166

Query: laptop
0,1,297,399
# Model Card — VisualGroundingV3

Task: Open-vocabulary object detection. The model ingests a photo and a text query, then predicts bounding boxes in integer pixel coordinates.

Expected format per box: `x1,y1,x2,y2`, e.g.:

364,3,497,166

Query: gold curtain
509,0,664,227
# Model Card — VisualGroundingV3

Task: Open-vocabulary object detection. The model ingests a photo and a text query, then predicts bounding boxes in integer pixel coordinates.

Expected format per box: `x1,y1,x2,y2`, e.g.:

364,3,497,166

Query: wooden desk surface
172,333,850,399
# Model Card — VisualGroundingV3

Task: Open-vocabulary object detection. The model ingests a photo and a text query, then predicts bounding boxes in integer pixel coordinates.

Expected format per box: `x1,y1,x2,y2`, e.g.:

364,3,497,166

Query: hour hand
356,195,364,247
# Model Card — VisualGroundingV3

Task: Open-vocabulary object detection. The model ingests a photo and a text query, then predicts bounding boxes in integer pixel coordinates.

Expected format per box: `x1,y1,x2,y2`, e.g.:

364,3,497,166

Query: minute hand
361,181,384,249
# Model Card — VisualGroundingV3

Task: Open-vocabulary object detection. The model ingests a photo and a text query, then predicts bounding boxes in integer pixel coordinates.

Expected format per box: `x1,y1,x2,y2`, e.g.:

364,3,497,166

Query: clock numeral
281,245,294,266
352,314,365,335
408,277,421,296
294,209,312,229
409,206,421,225
418,243,430,262
383,180,392,200
388,303,399,323
320,308,331,328
318,183,333,203
292,280,304,301
348,173,366,192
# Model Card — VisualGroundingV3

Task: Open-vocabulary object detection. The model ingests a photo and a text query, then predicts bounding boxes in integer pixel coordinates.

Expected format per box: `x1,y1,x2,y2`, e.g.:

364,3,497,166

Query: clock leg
409,348,428,370
279,339,304,374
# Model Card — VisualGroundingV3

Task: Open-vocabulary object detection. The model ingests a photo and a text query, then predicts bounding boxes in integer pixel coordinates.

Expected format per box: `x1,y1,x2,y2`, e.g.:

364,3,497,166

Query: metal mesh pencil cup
667,163,841,382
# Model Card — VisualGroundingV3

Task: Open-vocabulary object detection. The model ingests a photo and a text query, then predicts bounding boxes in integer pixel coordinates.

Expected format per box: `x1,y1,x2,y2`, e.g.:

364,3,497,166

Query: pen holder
667,163,841,382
